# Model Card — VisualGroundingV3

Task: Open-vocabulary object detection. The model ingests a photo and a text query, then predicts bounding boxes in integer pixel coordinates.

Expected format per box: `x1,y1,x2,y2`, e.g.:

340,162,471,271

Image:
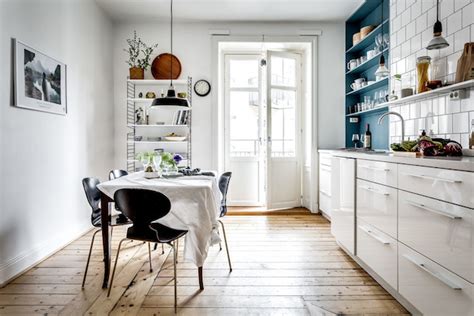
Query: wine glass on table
352,134,360,148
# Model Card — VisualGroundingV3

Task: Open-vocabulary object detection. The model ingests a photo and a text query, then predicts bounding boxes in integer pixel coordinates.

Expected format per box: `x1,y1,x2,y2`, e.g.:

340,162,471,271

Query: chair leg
153,243,158,251
148,243,153,272
107,238,128,297
162,243,165,254
216,226,222,251
219,220,232,272
171,242,178,313
82,229,101,289
174,240,179,264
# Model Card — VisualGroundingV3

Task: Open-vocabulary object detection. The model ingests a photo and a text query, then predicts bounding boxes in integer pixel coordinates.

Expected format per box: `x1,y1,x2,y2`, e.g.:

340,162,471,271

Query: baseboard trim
0,225,93,287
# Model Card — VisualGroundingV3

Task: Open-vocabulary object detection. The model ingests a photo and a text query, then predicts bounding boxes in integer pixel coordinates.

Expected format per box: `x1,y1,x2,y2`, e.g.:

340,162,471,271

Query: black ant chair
109,169,128,180
80,177,132,289
107,189,187,313
218,172,232,272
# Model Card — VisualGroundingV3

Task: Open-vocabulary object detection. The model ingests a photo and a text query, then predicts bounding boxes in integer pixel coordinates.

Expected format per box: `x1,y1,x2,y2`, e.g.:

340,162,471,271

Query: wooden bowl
360,25,375,38
352,32,361,45
151,53,182,80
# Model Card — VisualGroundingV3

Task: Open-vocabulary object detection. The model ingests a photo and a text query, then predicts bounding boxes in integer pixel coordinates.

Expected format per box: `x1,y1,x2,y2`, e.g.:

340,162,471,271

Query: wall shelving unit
345,0,390,149
126,77,192,172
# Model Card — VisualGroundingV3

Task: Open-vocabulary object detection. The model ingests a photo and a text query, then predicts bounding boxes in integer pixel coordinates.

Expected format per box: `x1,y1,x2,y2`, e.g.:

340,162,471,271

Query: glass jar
416,56,431,93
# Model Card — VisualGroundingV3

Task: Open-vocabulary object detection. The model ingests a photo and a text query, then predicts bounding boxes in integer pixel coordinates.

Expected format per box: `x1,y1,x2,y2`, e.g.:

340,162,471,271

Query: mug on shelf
350,78,366,90
347,59,358,71
358,56,367,64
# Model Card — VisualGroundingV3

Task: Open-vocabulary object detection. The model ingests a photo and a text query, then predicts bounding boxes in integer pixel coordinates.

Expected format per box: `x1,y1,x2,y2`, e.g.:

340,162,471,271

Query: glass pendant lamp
151,0,189,107
374,2,389,79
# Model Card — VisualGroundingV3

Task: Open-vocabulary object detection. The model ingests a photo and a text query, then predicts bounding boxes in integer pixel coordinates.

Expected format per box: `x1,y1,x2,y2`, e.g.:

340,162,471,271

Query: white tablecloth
97,172,222,267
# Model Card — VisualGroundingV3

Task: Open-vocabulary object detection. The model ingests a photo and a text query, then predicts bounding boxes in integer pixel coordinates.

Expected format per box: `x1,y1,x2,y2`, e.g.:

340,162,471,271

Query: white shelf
127,79,188,85
128,124,189,128
385,79,474,106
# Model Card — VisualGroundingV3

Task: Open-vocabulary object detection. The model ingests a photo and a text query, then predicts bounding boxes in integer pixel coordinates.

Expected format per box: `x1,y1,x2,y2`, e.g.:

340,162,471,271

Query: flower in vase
173,154,183,165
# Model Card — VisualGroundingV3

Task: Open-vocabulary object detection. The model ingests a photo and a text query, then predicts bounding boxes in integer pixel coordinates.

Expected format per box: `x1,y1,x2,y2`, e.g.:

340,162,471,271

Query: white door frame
211,35,319,212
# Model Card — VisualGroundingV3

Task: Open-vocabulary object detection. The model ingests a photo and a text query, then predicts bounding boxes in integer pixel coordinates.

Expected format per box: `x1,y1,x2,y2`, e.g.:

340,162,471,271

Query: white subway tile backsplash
453,112,469,133
439,114,453,134
447,99,461,113
460,133,470,148
462,3,473,28
454,26,471,52
447,9,463,35
389,0,474,146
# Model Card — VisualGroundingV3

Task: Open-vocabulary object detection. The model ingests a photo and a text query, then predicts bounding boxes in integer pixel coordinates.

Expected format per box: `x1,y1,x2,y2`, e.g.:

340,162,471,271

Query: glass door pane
229,91,260,157
270,88,296,157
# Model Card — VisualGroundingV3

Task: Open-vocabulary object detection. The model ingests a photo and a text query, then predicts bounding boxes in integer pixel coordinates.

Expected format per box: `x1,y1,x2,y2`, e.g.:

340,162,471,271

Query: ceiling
96,0,363,23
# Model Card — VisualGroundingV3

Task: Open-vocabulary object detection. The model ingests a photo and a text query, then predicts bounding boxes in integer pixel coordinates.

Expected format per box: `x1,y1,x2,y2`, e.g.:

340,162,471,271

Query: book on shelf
174,110,190,125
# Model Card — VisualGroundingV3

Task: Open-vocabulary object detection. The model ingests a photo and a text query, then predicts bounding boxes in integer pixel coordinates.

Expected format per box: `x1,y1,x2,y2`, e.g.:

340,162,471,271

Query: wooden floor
0,214,409,315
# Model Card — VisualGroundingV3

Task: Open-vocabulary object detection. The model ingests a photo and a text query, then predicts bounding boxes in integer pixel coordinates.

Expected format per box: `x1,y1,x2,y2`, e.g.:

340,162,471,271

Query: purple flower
173,154,183,164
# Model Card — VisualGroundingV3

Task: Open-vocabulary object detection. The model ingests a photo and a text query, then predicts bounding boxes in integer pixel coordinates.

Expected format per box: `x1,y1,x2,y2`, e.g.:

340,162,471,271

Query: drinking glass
360,134,365,146
383,33,390,49
352,134,360,148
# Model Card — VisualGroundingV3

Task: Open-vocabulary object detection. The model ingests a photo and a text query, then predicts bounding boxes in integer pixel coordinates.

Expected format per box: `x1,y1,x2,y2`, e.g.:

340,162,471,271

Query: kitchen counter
318,149,474,172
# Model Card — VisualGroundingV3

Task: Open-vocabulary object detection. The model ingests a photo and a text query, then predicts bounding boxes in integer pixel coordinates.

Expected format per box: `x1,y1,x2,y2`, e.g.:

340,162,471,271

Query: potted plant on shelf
124,31,158,80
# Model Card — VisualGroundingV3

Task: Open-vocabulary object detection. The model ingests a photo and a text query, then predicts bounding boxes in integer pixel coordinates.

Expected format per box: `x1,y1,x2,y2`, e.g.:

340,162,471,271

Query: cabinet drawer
398,243,473,316
357,159,397,187
319,154,332,167
357,179,397,238
399,191,473,283
319,191,331,217
398,164,474,208
357,220,397,290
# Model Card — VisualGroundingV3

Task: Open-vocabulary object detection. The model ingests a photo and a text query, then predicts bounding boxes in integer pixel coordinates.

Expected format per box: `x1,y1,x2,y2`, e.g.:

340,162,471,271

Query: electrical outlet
349,117,359,123
449,89,465,100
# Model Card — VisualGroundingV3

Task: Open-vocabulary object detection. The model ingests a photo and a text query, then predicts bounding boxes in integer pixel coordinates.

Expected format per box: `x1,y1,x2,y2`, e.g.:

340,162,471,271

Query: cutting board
151,53,182,80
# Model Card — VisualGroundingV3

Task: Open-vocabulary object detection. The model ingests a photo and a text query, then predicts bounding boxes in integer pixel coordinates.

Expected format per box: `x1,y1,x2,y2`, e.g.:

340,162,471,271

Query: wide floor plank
0,214,409,315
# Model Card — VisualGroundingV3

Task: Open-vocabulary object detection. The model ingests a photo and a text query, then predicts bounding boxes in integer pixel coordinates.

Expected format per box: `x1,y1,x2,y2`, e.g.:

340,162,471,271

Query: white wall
113,21,345,169
389,0,474,145
0,0,114,285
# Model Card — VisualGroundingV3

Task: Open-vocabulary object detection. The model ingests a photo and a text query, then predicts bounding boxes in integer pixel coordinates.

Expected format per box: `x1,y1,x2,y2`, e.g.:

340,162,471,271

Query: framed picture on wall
13,39,67,115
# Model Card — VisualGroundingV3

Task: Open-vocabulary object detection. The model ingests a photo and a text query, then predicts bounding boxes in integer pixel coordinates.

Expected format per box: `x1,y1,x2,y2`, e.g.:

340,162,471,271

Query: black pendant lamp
427,0,449,50
151,0,189,107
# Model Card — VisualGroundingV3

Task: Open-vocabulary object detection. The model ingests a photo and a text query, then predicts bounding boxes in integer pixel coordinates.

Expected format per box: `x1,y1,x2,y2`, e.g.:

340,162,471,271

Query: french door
224,51,302,209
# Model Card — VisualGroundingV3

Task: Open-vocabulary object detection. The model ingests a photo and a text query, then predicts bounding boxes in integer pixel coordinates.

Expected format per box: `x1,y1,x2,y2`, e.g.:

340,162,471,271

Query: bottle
364,123,372,149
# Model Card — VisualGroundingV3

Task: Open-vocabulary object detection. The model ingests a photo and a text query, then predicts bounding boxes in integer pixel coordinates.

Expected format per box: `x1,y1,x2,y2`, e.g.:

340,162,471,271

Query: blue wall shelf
345,0,390,149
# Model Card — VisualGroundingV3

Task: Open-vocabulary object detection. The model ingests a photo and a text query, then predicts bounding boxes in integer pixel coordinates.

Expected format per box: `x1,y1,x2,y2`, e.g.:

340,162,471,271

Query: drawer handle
320,163,331,168
403,255,462,290
359,225,390,245
406,201,462,220
320,166,332,172
403,173,462,184
359,165,390,172
320,190,331,197
359,185,389,196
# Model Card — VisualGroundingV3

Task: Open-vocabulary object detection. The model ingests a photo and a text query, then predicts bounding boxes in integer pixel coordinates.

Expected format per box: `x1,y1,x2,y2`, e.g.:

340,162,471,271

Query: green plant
136,151,158,164
160,152,176,167
124,31,158,70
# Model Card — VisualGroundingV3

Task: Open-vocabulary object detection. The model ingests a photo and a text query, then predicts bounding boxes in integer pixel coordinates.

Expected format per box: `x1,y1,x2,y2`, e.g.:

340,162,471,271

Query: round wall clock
194,79,211,97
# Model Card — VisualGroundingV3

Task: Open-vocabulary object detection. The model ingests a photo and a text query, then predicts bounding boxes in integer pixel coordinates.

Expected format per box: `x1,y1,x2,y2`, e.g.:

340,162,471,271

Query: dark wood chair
80,177,132,289
107,188,188,313
218,172,232,272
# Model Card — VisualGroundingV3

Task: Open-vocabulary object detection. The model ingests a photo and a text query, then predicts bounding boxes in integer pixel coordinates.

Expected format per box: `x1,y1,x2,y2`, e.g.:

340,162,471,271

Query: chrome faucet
378,111,405,142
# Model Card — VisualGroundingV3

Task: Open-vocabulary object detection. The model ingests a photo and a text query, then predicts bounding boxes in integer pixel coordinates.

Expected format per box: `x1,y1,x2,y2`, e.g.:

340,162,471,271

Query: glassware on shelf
416,56,431,93
352,134,360,148
383,33,390,49
375,33,383,53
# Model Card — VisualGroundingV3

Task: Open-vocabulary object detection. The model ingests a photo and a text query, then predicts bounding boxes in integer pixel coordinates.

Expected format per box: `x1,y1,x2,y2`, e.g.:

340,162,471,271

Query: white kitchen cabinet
398,164,474,208
319,154,332,217
357,179,397,238
357,159,397,187
357,218,398,290
331,156,356,255
399,190,473,283
398,242,473,316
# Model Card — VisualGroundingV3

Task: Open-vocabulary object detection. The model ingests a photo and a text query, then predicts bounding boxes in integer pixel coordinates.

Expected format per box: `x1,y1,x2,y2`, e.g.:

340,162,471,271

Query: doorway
222,45,307,210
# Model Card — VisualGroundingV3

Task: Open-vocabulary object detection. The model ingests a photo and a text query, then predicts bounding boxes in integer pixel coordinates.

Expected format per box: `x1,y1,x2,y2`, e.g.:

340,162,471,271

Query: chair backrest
109,169,128,180
82,177,102,225
114,189,171,241
218,172,232,217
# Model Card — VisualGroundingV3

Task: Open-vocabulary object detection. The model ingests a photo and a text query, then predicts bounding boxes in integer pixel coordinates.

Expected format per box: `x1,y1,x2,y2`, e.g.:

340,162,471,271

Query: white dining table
97,171,222,289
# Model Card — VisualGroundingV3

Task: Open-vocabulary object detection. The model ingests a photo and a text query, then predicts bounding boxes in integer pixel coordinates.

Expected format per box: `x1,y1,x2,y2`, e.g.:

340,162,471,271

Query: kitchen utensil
347,59,358,70
360,25,375,39
151,53,182,79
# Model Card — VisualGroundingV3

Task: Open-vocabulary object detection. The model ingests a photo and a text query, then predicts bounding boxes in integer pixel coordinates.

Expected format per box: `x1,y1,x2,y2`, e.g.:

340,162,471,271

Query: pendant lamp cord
170,0,173,87
436,0,439,21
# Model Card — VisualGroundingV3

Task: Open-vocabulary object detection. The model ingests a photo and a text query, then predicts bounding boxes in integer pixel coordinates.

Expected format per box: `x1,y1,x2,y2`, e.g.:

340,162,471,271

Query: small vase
129,67,144,80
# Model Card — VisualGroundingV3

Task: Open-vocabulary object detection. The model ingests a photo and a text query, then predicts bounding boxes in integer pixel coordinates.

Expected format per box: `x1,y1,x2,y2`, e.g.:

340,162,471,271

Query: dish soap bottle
364,124,372,149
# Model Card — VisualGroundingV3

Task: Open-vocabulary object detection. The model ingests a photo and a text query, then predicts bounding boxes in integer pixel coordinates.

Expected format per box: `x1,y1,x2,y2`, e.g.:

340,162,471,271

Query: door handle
359,225,390,245
359,185,389,196
359,165,390,172
403,255,462,290
403,173,462,184
405,201,462,220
